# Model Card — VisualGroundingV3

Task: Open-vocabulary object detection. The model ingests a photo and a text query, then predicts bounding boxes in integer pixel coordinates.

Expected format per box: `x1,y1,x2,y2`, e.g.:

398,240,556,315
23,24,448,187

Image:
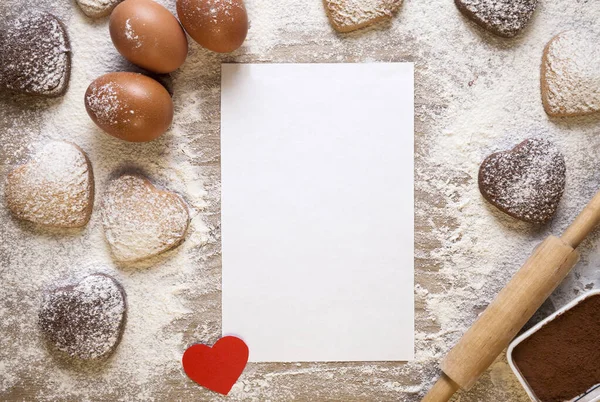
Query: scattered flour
1,0,600,401
84,81,123,125
124,18,142,48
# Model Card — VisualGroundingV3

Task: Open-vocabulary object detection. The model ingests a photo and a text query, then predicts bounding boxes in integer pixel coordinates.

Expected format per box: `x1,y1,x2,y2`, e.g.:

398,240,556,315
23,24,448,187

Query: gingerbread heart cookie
478,138,566,224
101,174,189,262
455,0,538,38
324,0,402,33
76,0,123,18
0,13,71,97
541,31,600,117
39,274,127,360
5,141,94,228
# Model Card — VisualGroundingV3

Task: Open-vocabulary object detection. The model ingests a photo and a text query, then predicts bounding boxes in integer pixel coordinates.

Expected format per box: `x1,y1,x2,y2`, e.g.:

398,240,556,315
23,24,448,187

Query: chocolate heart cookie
455,0,538,38
101,174,189,262
5,141,94,228
0,12,71,97
542,30,600,117
478,138,566,224
324,0,403,33
39,274,127,360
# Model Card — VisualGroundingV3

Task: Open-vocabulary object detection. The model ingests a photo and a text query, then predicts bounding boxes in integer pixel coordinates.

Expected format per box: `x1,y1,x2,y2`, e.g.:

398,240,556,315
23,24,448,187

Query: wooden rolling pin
423,189,600,402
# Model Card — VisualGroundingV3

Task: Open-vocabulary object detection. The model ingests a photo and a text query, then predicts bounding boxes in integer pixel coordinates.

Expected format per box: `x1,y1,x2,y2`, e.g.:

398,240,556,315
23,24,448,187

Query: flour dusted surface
542,30,600,117
1,0,600,400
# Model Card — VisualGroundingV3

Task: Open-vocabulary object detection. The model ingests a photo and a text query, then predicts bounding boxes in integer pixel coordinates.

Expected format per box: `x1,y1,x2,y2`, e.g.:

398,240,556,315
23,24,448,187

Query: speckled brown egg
176,0,248,53
85,72,173,142
110,0,188,74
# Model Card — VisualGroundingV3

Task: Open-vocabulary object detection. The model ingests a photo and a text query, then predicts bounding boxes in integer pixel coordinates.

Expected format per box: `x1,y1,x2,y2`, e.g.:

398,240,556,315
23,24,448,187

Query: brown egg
85,72,173,142
110,0,188,74
176,0,248,53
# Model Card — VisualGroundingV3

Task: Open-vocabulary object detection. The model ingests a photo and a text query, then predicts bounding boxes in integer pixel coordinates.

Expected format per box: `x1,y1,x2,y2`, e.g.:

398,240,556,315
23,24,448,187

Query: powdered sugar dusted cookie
39,274,126,360
542,31,600,117
101,174,189,262
5,141,94,227
478,138,566,224
0,12,71,97
455,0,537,38
323,0,402,33
77,0,123,18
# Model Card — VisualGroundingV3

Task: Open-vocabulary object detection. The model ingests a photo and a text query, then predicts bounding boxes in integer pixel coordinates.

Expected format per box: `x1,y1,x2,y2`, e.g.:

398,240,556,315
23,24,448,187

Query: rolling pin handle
422,373,460,402
561,190,600,248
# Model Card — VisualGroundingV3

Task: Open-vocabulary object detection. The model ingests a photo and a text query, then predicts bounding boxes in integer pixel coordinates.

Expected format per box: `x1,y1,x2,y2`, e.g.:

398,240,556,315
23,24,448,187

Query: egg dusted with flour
176,0,248,53
109,0,188,74
85,72,173,142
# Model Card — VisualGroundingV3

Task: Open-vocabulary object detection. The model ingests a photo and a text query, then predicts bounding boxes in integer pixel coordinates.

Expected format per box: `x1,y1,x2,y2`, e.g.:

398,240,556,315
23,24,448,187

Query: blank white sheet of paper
221,63,414,362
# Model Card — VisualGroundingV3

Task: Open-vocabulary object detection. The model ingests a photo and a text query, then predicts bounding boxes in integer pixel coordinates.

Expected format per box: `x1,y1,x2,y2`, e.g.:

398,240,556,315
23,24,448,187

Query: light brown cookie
455,0,538,38
323,0,402,33
101,174,189,262
0,12,71,97
5,141,94,227
541,31,600,117
76,0,123,18
39,273,127,360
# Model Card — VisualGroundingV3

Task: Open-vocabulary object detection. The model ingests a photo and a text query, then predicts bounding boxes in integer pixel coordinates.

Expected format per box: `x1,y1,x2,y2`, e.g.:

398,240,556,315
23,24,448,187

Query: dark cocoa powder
512,293,600,402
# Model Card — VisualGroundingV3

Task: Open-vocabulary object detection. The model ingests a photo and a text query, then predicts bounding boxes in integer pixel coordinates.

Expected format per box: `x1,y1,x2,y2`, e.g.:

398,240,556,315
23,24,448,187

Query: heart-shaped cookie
101,174,189,262
5,141,94,228
323,0,403,33
76,0,123,18
455,0,538,38
541,31,600,117
478,138,566,224
0,13,70,97
39,273,127,360
182,336,249,395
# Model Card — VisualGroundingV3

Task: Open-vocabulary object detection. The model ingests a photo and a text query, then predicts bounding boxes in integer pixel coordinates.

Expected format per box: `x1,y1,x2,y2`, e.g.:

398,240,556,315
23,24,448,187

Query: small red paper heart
182,336,249,395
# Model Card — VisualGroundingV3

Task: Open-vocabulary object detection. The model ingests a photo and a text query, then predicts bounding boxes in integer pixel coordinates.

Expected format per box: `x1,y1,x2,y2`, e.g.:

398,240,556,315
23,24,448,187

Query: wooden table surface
2,0,600,401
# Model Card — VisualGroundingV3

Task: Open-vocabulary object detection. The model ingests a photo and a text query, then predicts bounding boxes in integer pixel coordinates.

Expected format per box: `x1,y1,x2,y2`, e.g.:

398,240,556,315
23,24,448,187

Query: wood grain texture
1,0,599,401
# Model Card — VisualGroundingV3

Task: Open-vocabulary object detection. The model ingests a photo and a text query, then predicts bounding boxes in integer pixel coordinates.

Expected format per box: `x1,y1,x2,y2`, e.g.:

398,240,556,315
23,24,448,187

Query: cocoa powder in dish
512,293,600,402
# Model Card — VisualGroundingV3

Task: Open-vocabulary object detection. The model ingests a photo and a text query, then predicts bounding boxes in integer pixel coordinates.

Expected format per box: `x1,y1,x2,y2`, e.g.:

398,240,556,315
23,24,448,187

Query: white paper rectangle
221,63,414,362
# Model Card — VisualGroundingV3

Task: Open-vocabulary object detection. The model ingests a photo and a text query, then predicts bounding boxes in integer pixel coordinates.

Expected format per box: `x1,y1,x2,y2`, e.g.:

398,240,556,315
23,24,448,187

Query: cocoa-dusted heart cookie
77,0,123,18
101,174,189,262
479,138,566,224
5,141,94,228
324,0,403,33
455,0,538,38
541,31,600,117
39,274,127,360
0,12,71,97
